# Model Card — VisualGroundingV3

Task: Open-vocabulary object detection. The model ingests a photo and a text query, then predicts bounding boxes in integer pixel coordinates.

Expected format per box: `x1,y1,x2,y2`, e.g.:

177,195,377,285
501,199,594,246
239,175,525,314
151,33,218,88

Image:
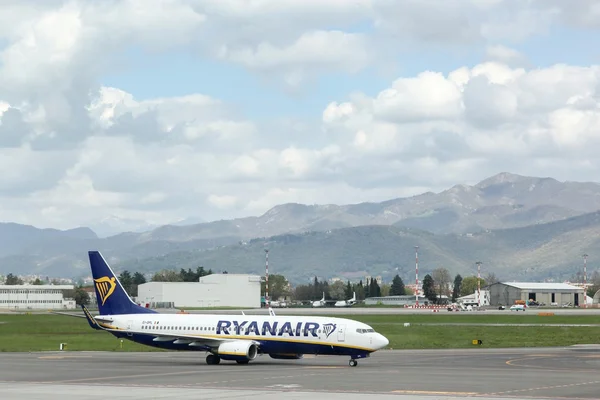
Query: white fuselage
102,312,388,356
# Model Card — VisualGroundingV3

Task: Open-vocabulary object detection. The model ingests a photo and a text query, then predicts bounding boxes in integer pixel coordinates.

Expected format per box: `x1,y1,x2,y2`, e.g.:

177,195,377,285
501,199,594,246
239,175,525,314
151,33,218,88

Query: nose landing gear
349,359,358,367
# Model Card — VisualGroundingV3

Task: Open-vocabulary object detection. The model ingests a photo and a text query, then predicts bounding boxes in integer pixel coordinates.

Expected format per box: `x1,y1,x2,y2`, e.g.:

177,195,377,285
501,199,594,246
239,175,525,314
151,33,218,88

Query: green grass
0,314,159,352
1,313,600,352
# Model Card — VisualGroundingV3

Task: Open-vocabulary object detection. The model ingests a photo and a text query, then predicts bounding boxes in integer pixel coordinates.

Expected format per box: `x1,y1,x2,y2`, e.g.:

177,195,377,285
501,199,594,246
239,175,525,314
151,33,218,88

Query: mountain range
2,172,599,283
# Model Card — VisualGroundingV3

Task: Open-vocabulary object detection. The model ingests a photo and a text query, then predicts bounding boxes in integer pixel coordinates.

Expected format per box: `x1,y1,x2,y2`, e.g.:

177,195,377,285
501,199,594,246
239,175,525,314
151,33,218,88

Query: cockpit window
356,328,375,333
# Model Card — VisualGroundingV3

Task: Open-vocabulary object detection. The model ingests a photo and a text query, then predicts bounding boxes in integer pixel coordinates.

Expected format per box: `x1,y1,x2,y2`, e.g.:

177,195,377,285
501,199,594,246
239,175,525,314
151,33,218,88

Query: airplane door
337,325,346,342
127,320,133,337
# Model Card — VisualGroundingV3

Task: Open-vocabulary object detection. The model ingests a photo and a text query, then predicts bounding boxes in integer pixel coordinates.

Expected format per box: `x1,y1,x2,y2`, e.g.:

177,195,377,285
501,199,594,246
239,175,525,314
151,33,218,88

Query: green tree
329,281,346,300
313,276,320,299
422,274,437,303
74,287,90,306
152,270,183,282
432,267,451,301
390,275,406,296
5,273,23,285
380,283,390,297
371,278,381,297
460,276,487,297
32,278,43,285
452,274,463,302
179,268,195,282
293,284,313,301
129,272,147,297
261,274,290,300
586,271,600,297
354,281,365,300
118,270,133,296
345,281,353,299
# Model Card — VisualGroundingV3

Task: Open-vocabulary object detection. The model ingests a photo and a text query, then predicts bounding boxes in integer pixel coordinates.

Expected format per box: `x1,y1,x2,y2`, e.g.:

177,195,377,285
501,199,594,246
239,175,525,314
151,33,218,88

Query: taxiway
1,347,600,399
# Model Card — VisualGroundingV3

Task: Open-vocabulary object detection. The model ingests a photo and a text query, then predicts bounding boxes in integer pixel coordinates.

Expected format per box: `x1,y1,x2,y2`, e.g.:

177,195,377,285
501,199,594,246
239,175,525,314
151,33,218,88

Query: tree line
3,265,505,306
420,267,500,304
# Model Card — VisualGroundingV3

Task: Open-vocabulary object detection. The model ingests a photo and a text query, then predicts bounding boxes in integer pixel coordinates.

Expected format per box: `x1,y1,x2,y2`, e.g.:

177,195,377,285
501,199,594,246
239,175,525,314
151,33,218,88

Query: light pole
415,246,419,306
264,249,269,308
583,254,588,308
476,261,482,307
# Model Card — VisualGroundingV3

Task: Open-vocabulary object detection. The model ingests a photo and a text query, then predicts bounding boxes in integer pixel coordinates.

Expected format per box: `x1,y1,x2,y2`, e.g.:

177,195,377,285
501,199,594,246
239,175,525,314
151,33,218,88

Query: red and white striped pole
415,246,419,306
265,249,269,307
583,254,588,308
476,261,482,307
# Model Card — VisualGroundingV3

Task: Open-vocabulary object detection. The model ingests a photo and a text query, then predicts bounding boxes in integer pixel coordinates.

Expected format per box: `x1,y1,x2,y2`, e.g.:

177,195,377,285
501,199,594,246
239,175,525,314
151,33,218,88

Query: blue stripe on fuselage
107,331,372,358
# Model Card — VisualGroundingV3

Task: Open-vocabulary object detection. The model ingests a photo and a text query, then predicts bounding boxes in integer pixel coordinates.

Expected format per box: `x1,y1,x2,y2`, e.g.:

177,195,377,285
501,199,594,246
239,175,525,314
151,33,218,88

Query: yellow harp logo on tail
94,276,117,306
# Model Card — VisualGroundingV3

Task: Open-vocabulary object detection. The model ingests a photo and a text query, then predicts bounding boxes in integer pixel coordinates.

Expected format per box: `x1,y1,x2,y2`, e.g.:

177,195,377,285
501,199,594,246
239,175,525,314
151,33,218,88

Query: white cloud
207,194,239,210
221,30,371,87
2,0,600,234
485,45,528,67
323,62,600,176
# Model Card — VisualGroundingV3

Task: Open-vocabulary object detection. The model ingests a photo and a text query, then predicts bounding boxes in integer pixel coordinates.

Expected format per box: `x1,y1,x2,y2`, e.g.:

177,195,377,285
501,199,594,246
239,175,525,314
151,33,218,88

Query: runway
2,347,600,399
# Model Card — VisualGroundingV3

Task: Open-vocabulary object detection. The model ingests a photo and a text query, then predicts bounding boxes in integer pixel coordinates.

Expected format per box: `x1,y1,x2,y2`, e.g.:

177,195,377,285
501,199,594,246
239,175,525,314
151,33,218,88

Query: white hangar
488,282,585,307
137,273,262,309
0,284,76,310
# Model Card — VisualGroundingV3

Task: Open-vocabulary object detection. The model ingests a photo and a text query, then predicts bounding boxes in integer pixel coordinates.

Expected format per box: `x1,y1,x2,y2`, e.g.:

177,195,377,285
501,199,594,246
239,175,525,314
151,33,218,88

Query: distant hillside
97,172,600,242
3,172,600,281
113,211,600,284
0,223,97,257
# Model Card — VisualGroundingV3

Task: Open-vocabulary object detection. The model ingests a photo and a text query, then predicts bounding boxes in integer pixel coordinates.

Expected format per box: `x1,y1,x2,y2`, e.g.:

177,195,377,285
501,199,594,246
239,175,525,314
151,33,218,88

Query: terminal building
0,284,76,310
488,282,585,307
137,273,262,309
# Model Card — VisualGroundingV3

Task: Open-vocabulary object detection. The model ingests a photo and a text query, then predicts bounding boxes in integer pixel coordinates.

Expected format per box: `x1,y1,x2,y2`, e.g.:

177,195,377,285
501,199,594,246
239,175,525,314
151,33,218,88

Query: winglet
269,307,276,317
81,304,102,330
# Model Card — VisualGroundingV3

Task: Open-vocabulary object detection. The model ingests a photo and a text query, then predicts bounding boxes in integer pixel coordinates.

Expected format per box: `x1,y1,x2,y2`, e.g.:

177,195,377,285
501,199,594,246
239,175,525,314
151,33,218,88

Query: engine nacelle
269,353,304,360
217,340,258,361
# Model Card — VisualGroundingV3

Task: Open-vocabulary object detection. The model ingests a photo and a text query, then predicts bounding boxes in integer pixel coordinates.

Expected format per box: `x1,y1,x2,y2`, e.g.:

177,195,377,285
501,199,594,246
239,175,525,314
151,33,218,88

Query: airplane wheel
349,359,357,367
206,354,221,365
236,360,249,364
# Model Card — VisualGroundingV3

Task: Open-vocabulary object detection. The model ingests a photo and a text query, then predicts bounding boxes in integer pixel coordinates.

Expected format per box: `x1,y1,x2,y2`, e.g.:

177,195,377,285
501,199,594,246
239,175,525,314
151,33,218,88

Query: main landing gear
349,359,358,367
206,354,221,365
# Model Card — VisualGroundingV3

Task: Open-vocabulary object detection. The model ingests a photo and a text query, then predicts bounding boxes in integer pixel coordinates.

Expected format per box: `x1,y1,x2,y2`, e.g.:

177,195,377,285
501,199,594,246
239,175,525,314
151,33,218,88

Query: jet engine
269,353,304,360
217,341,258,361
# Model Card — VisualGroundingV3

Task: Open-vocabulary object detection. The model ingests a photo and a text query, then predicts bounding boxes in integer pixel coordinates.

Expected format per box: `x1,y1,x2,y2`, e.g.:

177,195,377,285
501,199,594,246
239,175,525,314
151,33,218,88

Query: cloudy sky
1,0,600,236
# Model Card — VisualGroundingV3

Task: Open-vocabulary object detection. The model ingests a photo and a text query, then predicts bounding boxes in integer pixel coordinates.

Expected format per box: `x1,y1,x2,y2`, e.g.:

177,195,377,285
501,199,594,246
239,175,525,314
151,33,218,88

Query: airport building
137,273,262,309
457,290,491,306
364,295,428,306
0,284,76,310
488,282,585,307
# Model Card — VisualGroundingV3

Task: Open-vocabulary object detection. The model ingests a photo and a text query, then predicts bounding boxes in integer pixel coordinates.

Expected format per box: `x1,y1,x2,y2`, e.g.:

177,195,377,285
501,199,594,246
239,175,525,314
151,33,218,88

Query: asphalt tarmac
2,347,600,399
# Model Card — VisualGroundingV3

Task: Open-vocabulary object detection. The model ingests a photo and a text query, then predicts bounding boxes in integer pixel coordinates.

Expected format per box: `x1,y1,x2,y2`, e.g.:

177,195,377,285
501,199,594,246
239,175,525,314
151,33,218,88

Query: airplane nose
375,333,389,349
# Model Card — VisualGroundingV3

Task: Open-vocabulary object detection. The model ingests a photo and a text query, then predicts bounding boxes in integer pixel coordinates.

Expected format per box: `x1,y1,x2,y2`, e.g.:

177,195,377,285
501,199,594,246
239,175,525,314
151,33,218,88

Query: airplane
335,292,357,307
311,292,326,307
69,251,389,367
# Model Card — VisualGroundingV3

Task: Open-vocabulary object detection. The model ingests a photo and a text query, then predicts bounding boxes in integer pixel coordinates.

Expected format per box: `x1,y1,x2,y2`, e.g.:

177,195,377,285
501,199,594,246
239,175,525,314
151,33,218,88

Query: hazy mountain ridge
117,211,600,284
2,172,600,281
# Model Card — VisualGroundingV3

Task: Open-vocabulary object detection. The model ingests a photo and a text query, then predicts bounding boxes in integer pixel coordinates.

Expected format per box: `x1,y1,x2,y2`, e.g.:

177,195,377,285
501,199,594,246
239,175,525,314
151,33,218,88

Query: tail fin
88,251,156,315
